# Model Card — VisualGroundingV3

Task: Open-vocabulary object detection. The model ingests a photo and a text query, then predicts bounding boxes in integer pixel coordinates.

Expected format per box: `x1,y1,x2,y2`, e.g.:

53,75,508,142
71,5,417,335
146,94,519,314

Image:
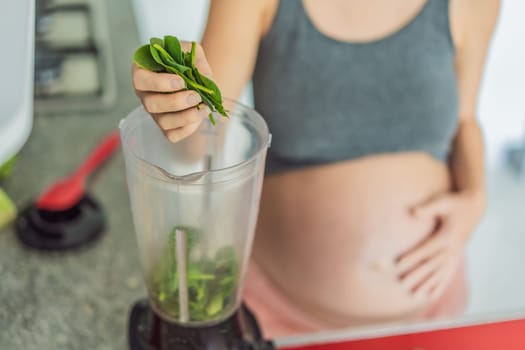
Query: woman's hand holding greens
132,37,223,143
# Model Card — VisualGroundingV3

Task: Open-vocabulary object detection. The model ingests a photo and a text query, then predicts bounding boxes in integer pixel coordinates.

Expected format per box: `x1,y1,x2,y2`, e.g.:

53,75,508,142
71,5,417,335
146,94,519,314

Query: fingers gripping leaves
134,36,227,125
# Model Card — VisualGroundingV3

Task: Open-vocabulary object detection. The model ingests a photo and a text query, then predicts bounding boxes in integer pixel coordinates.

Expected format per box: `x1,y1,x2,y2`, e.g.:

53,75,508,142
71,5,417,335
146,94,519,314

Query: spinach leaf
199,93,218,125
153,43,191,75
194,68,227,116
150,37,164,47
149,44,166,68
150,44,214,95
190,41,196,68
184,51,192,67
164,35,183,64
134,44,164,72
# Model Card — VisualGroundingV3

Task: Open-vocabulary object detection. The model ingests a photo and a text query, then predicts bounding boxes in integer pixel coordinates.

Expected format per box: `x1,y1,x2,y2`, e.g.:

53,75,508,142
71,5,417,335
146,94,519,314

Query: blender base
128,299,275,350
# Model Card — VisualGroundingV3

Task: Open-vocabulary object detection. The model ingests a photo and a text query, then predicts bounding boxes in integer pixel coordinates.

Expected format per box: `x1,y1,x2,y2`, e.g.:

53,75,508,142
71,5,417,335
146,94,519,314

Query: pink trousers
242,260,468,339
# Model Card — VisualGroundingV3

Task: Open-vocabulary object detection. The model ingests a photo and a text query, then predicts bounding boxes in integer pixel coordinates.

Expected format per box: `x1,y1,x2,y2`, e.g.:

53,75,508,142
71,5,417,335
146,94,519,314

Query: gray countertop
0,1,145,349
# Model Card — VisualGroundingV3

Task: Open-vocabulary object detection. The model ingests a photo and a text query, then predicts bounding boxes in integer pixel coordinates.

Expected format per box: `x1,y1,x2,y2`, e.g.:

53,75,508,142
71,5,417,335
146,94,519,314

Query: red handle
71,131,120,181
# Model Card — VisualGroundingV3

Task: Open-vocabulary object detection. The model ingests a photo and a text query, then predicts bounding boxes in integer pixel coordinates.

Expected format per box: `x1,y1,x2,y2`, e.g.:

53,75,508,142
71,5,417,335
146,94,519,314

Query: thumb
413,195,452,219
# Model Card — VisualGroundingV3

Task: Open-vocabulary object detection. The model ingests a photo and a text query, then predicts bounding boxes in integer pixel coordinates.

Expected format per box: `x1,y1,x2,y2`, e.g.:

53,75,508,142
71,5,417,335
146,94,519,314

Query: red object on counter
280,318,525,350
36,131,120,211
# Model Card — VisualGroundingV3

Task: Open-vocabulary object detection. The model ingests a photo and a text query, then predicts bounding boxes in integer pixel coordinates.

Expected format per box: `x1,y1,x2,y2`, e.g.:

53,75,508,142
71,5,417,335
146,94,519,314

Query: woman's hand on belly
396,190,486,300
253,154,462,321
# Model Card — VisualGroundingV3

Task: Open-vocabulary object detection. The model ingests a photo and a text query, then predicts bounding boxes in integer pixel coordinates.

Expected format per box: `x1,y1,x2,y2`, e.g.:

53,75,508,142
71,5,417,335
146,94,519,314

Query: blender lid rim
119,101,271,184
125,151,267,185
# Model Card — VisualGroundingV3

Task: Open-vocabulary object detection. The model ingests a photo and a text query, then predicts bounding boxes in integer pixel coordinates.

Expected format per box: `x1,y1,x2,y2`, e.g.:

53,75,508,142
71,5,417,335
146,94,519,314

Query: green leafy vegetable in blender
133,36,228,125
151,226,238,321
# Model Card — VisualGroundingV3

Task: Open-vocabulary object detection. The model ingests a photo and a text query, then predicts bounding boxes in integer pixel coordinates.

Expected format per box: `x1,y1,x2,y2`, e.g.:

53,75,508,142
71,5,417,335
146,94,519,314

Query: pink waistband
242,259,468,339
242,259,331,338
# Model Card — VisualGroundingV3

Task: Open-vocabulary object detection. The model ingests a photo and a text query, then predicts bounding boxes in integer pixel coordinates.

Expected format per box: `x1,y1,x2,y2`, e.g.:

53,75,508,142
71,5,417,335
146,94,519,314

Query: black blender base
15,194,105,250
129,299,275,350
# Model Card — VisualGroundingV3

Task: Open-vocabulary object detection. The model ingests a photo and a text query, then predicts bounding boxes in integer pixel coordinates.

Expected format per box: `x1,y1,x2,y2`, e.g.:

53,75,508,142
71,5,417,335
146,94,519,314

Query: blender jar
119,100,270,326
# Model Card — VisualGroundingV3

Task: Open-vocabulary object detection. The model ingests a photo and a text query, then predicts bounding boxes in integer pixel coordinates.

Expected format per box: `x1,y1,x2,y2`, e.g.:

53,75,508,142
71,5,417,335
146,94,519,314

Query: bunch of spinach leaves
133,36,227,125
150,226,239,321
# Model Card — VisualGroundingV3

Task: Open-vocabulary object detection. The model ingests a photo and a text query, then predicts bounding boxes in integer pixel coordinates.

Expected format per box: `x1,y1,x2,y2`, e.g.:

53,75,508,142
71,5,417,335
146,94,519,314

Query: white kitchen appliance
0,0,35,164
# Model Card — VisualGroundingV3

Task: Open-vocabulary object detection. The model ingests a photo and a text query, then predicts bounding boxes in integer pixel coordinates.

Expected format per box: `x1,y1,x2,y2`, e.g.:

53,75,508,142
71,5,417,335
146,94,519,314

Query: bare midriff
251,152,452,326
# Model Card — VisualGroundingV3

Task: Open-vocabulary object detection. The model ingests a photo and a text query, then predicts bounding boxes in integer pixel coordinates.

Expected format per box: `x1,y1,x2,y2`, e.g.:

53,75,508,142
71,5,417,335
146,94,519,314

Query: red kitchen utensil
36,131,120,211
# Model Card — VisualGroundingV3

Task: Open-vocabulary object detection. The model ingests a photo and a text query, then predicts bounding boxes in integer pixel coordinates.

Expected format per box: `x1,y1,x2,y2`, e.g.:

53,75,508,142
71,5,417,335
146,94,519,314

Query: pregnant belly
252,153,452,326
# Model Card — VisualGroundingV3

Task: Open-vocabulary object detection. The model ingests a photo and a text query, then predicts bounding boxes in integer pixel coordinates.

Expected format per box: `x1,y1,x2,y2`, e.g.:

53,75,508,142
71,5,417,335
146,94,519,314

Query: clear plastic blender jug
119,101,270,325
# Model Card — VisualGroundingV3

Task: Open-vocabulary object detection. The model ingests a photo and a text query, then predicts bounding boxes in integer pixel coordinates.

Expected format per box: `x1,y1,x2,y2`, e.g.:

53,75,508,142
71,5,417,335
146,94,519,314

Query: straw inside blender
175,228,189,322
176,154,212,323
202,154,213,258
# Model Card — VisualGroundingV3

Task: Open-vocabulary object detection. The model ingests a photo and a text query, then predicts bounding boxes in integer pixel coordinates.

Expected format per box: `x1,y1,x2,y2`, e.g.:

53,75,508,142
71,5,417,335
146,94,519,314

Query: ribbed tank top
253,0,458,174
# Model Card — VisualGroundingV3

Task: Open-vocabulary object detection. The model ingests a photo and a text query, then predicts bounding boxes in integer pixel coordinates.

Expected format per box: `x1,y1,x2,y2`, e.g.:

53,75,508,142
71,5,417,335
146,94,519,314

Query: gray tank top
253,0,458,174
